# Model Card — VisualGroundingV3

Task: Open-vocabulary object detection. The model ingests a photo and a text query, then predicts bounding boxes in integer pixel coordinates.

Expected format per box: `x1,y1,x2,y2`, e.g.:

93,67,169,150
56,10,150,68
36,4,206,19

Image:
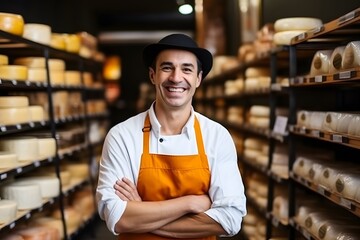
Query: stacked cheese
16,176,60,198
309,50,333,76
86,100,107,115
224,78,244,96
0,151,19,169
52,205,82,235
246,172,268,209
0,12,25,35
25,166,72,187
71,187,95,221
22,23,52,45
227,106,244,125
243,137,269,167
247,105,270,129
0,54,28,81
206,56,239,79
273,17,322,45
244,67,271,92
14,57,66,85
272,185,289,224
270,145,289,179
64,162,90,182
242,206,267,240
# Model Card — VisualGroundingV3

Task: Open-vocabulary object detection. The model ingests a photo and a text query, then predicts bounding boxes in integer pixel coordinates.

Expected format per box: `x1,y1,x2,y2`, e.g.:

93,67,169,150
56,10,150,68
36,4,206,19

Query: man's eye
161,66,172,71
183,68,193,73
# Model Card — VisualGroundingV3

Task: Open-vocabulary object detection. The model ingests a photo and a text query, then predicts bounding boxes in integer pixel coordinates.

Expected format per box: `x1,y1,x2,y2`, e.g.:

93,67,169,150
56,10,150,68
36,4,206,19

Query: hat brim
143,43,213,79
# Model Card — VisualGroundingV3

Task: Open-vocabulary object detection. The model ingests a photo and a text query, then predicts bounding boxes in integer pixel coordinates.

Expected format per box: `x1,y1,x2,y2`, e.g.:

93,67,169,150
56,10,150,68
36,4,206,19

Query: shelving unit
0,28,108,239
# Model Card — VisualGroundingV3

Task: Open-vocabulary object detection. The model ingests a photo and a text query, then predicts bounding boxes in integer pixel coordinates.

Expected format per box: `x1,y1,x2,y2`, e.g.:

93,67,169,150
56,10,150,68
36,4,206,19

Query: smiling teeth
168,87,185,92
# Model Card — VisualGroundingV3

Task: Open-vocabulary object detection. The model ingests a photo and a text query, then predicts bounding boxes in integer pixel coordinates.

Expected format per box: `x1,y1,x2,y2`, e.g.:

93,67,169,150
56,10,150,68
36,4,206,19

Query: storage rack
0,29,108,239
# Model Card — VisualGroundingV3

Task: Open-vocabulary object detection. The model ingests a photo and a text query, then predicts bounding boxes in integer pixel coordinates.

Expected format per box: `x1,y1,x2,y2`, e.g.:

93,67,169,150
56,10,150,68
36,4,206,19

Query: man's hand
114,177,142,201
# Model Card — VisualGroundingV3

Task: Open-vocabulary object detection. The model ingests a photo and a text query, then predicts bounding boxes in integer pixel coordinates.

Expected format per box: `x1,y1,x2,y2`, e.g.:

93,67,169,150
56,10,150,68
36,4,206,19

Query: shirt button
159,138,164,143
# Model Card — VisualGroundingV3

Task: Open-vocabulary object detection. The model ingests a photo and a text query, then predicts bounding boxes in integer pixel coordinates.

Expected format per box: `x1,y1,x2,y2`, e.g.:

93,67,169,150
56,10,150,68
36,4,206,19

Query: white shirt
96,103,247,236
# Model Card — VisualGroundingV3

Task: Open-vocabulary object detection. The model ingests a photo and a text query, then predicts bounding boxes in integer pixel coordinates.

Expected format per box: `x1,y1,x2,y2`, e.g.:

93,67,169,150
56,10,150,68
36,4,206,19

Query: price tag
26,213,31,219
11,80,17,85
34,161,40,167
29,122,35,128
311,130,320,138
273,116,288,135
1,173,7,180
340,198,352,209
16,124,21,130
297,32,307,41
49,198,55,204
1,126,7,132
312,25,324,34
16,167,23,174
332,134,343,143
315,75,324,83
339,71,352,79
25,81,31,86
317,186,325,195
339,10,356,25
271,83,282,91
9,222,15,229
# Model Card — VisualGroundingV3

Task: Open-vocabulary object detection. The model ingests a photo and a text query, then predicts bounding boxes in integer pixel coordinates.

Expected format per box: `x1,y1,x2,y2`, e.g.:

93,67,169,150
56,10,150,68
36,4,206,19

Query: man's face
149,49,202,111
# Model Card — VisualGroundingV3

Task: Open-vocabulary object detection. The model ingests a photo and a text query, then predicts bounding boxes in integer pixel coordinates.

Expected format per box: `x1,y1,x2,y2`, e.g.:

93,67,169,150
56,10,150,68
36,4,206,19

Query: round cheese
14,57,65,71
82,72,93,87
0,12,24,35
50,33,66,50
34,217,64,239
249,105,270,117
0,107,31,125
249,116,270,128
49,70,65,85
244,138,266,151
297,110,311,127
310,50,333,76
348,115,360,136
65,163,89,179
335,172,360,200
336,113,354,134
274,17,322,32
322,112,339,132
245,67,270,78
0,199,17,224
65,70,81,86
16,176,60,198
29,105,45,122
272,195,288,222
52,207,82,232
0,65,28,81
0,96,29,108
273,30,306,45
0,137,39,162
37,138,56,159
1,182,42,210
0,54,9,65
342,41,360,70
329,46,346,73
22,23,51,45
63,34,81,53
308,111,326,130
0,151,18,169
27,68,47,82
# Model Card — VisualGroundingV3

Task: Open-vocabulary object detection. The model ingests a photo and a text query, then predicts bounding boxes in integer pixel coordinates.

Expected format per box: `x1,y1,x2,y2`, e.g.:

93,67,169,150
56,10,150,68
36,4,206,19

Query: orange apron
119,114,216,240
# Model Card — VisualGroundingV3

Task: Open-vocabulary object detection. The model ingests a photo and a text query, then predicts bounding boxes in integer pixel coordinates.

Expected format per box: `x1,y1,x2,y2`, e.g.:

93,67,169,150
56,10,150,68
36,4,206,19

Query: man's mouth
167,87,186,93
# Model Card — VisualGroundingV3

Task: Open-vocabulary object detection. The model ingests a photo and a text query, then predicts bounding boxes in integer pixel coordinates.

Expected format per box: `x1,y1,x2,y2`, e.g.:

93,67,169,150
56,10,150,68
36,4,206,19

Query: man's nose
169,68,182,82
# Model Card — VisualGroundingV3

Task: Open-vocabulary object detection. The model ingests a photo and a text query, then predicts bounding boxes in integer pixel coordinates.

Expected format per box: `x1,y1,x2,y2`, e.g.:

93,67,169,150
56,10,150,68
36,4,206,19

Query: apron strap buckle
142,126,151,132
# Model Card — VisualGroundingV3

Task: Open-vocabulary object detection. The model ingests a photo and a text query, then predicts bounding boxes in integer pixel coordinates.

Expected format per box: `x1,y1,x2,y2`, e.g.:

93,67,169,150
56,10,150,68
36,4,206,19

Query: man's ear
196,71,203,88
149,67,155,84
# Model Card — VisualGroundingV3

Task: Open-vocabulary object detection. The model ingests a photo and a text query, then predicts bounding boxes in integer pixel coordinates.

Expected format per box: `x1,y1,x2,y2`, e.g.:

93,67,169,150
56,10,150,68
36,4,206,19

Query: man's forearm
152,212,226,238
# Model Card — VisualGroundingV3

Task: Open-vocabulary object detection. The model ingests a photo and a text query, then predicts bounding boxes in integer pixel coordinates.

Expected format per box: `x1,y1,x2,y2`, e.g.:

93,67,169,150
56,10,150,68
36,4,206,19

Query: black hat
143,33,213,79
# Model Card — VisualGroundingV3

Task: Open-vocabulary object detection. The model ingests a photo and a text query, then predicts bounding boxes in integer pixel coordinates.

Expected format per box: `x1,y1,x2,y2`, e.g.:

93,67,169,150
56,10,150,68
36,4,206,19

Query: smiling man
96,33,247,240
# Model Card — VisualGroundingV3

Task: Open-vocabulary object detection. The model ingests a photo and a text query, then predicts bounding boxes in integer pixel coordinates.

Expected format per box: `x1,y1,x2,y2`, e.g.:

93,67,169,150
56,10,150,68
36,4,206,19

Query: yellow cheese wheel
64,70,81,86
34,217,64,239
245,67,270,78
0,54,9,65
62,34,81,53
50,33,66,50
37,138,56,159
0,107,31,125
65,163,89,179
52,207,82,231
14,57,65,70
22,23,51,45
82,72,93,86
274,17,322,32
0,151,18,169
249,105,270,117
273,30,306,45
29,105,45,122
49,70,65,85
0,12,24,35
0,199,17,224
0,65,28,81
27,68,47,82
0,96,29,108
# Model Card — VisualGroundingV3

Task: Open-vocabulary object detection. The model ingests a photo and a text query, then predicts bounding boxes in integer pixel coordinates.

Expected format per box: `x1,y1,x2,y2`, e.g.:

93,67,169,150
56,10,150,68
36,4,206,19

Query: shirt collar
148,102,195,140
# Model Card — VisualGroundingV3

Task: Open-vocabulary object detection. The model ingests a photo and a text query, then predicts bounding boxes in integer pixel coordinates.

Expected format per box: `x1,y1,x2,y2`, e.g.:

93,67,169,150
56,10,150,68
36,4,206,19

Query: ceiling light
178,4,193,14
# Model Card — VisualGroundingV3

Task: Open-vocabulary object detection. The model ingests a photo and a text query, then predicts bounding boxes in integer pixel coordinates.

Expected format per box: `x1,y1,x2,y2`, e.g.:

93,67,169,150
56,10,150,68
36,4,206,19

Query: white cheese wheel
0,12,24,35
322,112,339,132
348,115,360,136
0,137,39,162
256,154,269,166
0,199,17,224
0,65,28,81
50,33,66,50
14,57,65,70
310,50,333,76
29,105,45,122
27,68,47,82
329,46,346,73
22,23,51,45
49,70,65,85
0,107,31,125
249,116,270,128
319,222,360,240
0,54,9,65
293,157,315,179
16,176,59,198
334,172,360,201
1,182,42,210
249,105,270,117
297,110,311,127
308,111,326,130
65,163,89,179
274,17,322,32
244,149,261,161
64,70,81,86
342,41,360,69
273,30,305,45
37,138,56,159
0,151,18,169
336,113,354,134
272,196,288,222
0,96,29,108
34,217,64,239
308,162,326,184
245,67,270,78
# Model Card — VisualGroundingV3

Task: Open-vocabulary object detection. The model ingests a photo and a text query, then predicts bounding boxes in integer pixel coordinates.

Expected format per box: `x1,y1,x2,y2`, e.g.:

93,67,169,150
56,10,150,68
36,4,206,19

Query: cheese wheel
52,207,82,231
14,57,65,70
244,149,261,161
272,196,288,222
308,111,326,130
16,176,60,198
1,182,42,210
37,138,56,159
0,54,9,65
27,68,47,82
272,153,288,165
329,46,346,73
65,163,89,179
274,17,322,32
348,115,360,136
0,199,17,224
244,78,259,92
318,221,360,240
0,151,18,169
293,157,315,179
322,112,339,132
34,217,64,239
256,154,269,166
335,172,360,200
0,12,24,35
249,105,270,117
310,50,333,76
63,34,81,53
82,72,93,86
308,162,326,184
50,33,66,50
29,105,45,122
0,65,28,81
0,96,29,108
64,70,81,86
273,30,305,45
244,138,266,150
245,67,270,78
336,113,354,134
22,23,51,45
297,110,311,127
243,213,258,225
249,116,270,128
342,41,360,69
49,70,65,85
0,137,39,162
0,107,31,125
